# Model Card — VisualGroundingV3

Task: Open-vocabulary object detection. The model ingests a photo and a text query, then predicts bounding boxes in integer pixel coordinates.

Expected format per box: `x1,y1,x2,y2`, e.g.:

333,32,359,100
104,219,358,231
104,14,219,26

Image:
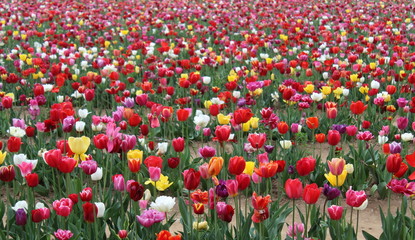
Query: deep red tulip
57,157,77,173
209,104,220,116
296,156,316,176
183,168,201,190
128,113,142,127
285,178,303,199
172,137,185,152
236,174,251,191
247,133,267,149
25,173,39,187
140,124,149,136
302,183,321,204
7,136,22,152
127,181,144,201
386,154,402,174
228,156,246,175
327,130,341,146
167,157,180,169
350,101,367,115
25,126,36,137
68,194,79,204
84,89,95,101
233,108,253,124
0,165,15,182
362,120,371,129
82,202,98,222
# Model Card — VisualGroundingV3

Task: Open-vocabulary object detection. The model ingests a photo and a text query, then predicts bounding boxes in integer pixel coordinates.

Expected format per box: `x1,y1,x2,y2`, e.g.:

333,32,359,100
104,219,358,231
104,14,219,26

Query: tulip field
2,0,415,239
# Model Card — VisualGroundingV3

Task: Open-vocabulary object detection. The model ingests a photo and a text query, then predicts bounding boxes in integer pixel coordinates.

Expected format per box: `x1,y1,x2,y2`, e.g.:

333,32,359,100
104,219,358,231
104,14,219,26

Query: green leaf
362,230,378,240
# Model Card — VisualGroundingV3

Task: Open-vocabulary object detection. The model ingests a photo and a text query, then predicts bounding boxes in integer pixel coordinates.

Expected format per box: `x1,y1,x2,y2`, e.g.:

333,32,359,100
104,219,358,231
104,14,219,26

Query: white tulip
95,202,106,217
279,140,292,149
78,109,89,119
150,196,176,213
8,127,26,137
91,167,103,181
75,121,86,132
12,201,28,212
401,133,414,142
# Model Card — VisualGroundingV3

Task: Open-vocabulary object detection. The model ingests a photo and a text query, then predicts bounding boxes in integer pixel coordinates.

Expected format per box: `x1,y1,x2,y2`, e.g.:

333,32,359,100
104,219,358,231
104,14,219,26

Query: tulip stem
356,210,359,237
349,207,353,225
234,196,240,239
292,199,295,231
188,189,193,239
305,204,310,238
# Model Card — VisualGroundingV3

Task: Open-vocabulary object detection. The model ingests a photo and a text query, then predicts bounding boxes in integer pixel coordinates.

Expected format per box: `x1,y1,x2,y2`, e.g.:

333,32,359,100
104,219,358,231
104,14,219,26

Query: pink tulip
149,167,161,181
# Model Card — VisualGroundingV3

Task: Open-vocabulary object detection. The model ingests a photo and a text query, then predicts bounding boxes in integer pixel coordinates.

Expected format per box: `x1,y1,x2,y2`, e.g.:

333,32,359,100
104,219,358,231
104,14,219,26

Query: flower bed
1,0,415,239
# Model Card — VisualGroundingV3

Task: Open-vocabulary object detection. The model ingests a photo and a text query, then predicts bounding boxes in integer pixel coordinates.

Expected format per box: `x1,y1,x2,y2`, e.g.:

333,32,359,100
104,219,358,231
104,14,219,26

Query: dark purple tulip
332,124,347,134
323,184,341,200
215,180,228,198
288,165,296,175
16,209,27,226
264,145,275,154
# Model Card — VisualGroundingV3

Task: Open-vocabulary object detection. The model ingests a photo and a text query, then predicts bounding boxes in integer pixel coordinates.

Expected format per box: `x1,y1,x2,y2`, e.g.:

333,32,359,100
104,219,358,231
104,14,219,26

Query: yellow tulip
243,161,255,175
127,149,143,161
0,151,6,165
145,174,173,191
242,121,251,132
324,169,347,187
321,86,331,95
304,84,314,94
68,136,90,161
204,100,212,109
217,114,231,125
250,117,259,129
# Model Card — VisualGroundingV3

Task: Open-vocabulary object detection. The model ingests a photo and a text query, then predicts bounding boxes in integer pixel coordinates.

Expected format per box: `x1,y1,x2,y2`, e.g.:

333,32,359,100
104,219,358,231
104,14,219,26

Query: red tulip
209,104,220,116
7,136,22,152
43,149,62,168
216,202,234,222
327,130,341,146
0,165,15,182
277,121,289,134
31,208,50,223
214,125,231,142
177,109,190,121
128,159,141,173
144,156,163,168
80,187,93,202
128,113,142,127
167,157,180,169
140,124,149,136
236,174,251,191
302,183,321,204
296,156,316,176
57,157,77,173
118,230,128,239
84,89,95,101
327,205,343,220
247,133,267,149
172,137,185,152
386,154,402,174
1,96,13,108
285,178,303,199
25,126,36,137
233,108,253,124
362,120,371,129
82,202,98,222
25,173,39,187
228,156,246,175
394,162,408,179
183,168,201,190
193,203,205,215
350,101,367,115
315,133,326,143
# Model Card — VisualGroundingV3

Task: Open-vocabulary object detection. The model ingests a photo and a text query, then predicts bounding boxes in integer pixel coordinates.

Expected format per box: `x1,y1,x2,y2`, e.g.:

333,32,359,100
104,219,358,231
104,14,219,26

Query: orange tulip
315,133,326,143
208,157,224,176
254,161,278,178
306,117,319,129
